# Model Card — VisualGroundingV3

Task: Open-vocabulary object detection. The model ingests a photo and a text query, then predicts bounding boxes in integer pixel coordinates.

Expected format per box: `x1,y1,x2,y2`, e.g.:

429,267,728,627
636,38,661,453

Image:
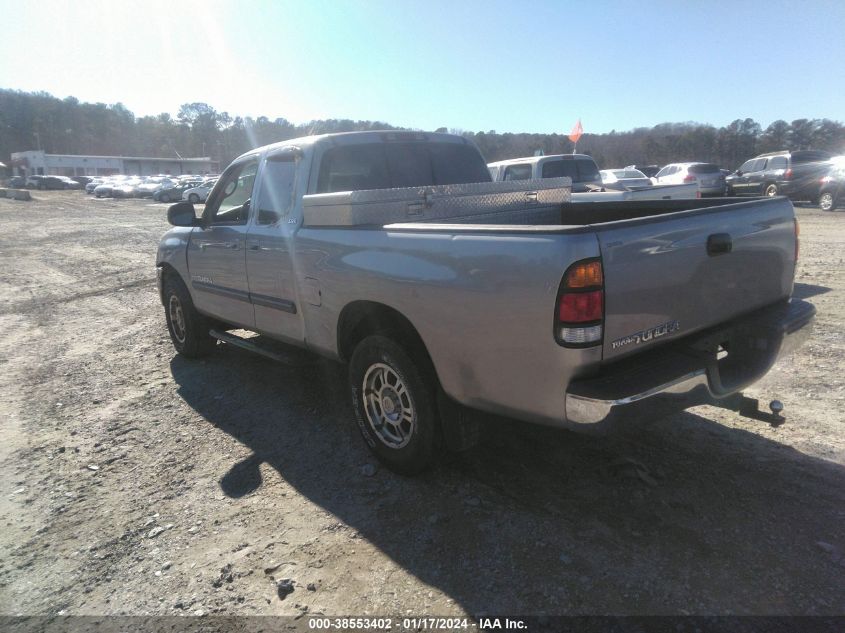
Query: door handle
707,233,732,256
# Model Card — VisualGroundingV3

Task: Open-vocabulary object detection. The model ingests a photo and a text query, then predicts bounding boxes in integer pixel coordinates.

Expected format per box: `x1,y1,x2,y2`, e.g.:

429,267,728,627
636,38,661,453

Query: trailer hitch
717,394,785,427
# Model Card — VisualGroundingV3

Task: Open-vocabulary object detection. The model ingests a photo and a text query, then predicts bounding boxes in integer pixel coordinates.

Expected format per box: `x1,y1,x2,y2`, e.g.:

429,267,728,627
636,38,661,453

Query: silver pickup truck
157,131,815,474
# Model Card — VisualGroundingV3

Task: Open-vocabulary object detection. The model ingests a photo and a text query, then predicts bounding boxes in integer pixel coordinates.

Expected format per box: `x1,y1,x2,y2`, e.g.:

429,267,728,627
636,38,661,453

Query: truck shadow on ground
792,282,831,300
170,345,845,615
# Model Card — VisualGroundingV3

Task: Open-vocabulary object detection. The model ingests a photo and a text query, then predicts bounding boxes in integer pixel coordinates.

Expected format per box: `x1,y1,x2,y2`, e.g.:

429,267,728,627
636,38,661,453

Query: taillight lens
784,168,793,179
565,260,603,288
559,291,603,322
683,174,696,183
556,259,604,347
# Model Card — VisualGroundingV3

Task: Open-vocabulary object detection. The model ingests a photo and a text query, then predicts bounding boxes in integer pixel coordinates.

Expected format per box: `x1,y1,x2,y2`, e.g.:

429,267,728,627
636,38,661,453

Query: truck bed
382,196,775,231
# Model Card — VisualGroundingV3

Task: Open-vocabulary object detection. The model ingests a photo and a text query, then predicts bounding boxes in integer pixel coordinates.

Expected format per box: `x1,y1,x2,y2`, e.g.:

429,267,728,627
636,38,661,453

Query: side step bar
209,329,312,366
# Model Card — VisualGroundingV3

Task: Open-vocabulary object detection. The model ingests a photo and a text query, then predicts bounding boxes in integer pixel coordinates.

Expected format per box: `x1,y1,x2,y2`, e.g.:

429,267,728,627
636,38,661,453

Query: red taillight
556,260,604,346
559,290,603,323
683,174,696,183
784,168,793,179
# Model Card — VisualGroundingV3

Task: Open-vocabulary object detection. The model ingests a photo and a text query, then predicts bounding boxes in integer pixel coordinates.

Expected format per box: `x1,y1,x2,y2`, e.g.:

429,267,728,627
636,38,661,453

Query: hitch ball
769,400,784,416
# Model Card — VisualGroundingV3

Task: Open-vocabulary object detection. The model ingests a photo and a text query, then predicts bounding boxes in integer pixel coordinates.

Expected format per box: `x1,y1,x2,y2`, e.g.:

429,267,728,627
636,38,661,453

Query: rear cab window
542,160,577,180
315,141,491,193
541,158,600,182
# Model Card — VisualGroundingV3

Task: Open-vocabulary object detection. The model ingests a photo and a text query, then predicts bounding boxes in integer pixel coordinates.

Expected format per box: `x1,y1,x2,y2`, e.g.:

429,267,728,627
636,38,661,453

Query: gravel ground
0,191,843,618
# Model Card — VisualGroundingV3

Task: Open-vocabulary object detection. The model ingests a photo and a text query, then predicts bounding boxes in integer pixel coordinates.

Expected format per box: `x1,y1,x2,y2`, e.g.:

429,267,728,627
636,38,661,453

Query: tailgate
599,197,796,361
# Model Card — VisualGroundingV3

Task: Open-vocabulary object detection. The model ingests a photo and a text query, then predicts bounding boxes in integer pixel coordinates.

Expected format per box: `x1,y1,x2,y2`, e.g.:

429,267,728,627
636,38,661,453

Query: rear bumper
564,299,815,426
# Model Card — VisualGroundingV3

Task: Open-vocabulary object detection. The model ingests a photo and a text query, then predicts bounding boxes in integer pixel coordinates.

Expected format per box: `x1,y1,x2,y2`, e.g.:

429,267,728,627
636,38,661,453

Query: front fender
156,227,193,301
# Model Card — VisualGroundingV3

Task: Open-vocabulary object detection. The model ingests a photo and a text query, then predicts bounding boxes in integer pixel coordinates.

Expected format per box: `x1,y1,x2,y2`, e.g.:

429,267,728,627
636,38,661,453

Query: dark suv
818,161,845,212
726,150,832,201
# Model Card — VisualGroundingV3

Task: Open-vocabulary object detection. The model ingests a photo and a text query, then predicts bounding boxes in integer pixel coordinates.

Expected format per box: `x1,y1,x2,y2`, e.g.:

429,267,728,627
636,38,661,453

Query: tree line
1,89,843,171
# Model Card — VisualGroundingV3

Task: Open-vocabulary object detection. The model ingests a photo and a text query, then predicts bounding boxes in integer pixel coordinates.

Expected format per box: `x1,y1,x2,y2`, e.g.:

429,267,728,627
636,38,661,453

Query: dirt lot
0,191,843,618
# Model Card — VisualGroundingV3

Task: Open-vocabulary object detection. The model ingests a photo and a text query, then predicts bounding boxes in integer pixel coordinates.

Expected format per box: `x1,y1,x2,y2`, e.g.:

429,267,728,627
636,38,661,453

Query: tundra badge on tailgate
612,320,680,350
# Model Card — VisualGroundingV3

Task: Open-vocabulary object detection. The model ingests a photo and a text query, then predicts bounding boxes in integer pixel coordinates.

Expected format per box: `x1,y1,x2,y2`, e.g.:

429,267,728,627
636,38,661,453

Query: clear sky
2,0,843,134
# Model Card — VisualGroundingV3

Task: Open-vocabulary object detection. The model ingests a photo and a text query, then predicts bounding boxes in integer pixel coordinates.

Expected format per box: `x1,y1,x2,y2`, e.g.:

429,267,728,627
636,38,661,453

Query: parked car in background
625,164,660,178
725,150,832,201
72,176,93,187
652,162,726,196
86,178,105,194
600,168,653,189
154,181,200,203
181,180,216,203
111,179,143,198
488,154,602,192
26,175,72,190
818,159,845,212
137,177,177,198
94,179,121,198
55,176,82,190
4,176,26,188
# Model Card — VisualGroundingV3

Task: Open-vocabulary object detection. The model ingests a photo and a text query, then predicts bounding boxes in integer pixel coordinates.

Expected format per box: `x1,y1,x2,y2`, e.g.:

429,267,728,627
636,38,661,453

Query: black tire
188,193,200,204
162,273,216,358
819,192,835,212
764,183,779,197
349,335,441,475
160,192,171,203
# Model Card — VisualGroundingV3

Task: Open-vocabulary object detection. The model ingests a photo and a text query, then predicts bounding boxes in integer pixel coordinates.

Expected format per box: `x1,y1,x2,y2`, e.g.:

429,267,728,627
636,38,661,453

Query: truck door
245,152,303,343
186,158,258,328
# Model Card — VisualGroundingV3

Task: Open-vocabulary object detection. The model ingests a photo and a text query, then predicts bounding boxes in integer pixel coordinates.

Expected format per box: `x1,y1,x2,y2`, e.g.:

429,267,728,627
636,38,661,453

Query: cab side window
739,160,756,173
205,160,258,225
503,164,532,181
768,156,787,170
256,157,297,225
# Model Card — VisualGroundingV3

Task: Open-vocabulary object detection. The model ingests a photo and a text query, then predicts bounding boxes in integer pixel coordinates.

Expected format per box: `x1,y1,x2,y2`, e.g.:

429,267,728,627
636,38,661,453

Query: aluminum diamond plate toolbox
302,178,572,227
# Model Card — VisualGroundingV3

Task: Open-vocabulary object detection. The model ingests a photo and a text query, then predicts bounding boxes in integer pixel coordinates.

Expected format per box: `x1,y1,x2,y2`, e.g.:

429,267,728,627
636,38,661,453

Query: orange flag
568,119,583,144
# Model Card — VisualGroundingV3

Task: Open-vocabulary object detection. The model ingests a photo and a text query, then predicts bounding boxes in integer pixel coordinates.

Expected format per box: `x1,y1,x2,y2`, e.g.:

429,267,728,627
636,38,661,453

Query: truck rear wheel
163,273,216,358
348,335,441,475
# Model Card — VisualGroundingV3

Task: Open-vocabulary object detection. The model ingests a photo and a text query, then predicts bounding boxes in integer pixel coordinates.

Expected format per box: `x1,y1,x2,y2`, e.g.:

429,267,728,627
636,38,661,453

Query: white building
10,150,218,177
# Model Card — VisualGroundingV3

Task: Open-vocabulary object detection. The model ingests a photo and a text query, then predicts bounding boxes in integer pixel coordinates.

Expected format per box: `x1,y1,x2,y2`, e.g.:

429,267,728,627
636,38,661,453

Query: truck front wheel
349,335,441,475
163,273,216,358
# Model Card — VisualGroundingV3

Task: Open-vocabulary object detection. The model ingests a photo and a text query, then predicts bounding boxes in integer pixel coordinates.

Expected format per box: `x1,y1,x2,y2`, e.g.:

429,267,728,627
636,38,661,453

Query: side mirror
167,201,198,227
734,170,742,176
